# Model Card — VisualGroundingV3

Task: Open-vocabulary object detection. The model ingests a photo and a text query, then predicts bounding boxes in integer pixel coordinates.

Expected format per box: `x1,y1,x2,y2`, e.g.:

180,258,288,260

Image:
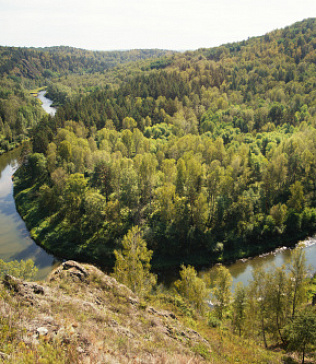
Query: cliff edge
0,261,210,363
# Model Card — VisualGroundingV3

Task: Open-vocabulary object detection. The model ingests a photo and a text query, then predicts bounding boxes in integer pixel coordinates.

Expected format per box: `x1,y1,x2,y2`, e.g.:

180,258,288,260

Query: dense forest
0,46,173,153
0,75,43,154
0,46,174,80
13,18,316,270
0,17,314,363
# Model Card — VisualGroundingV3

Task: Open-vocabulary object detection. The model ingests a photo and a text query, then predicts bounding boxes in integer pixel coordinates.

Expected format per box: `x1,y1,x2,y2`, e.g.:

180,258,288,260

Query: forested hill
198,17,316,61
56,17,316,129
15,18,316,268
0,45,174,154
0,46,174,80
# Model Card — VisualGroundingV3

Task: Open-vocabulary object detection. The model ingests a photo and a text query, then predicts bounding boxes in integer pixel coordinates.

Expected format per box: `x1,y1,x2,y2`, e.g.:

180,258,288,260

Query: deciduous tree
113,226,156,297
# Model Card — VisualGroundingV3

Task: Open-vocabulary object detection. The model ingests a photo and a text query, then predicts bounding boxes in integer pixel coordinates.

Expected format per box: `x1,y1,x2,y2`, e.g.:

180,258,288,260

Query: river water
223,238,316,290
0,148,59,279
0,92,58,279
37,90,57,116
0,91,315,284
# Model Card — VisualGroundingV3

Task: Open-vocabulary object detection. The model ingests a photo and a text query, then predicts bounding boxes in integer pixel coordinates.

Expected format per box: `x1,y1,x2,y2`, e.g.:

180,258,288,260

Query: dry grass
0,261,286,363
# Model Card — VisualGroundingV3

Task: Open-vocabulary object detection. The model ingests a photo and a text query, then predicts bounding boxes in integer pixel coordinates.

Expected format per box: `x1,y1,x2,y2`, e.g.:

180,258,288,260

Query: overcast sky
0,0,315,51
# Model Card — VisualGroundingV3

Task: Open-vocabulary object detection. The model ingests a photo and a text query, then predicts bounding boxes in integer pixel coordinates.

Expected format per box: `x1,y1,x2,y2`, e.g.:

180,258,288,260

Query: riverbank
13,162,316,277
0,148,57,280
0,141,24,156
36,90,57,115
29,86,46,97
11,88,316,283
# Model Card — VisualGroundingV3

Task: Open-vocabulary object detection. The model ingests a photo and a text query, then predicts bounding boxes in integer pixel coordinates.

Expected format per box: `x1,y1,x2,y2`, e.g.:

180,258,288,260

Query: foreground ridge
0,261,212,363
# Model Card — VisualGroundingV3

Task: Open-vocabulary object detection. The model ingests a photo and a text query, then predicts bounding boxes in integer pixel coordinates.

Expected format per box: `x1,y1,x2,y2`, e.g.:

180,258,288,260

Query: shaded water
0,148,59,279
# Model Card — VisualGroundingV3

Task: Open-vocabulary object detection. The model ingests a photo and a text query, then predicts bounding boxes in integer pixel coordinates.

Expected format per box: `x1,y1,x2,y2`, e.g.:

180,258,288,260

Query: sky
0,0,315,51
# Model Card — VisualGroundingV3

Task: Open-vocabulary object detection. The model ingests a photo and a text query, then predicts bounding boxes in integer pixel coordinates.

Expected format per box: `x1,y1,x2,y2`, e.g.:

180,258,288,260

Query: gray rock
36,327,48,337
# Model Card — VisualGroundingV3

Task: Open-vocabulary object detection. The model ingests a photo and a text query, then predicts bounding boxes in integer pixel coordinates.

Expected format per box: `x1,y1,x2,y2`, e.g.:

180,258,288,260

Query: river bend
0,148,58,279
0,92,316,283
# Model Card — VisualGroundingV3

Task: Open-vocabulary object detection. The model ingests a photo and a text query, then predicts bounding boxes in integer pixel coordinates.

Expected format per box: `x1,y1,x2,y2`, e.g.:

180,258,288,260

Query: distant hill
0,45,175,152
0,45,175,80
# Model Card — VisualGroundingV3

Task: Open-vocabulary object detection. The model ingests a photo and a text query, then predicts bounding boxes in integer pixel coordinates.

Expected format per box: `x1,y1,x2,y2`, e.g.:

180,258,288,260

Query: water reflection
222,240,316,291
0,148,59,280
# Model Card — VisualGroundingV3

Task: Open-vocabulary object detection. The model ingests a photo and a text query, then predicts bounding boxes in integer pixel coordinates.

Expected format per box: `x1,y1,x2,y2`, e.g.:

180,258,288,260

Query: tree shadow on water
10,242,58,269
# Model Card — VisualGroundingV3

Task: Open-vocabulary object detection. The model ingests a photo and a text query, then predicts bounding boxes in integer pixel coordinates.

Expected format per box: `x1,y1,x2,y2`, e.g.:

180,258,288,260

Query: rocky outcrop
0,261,210,363
4,274,45,296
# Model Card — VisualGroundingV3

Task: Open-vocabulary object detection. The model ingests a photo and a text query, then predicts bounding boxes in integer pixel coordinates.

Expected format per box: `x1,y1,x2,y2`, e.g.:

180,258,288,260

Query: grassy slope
0,260,284,363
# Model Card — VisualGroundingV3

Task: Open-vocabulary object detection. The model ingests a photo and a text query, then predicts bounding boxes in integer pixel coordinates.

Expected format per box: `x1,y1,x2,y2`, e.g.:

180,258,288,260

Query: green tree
83,190,106,233
270,203,287,232
270,265,291,343
175,158,186,196
59,140,72,162
32,118,52,153
113,226,156,297
288,181,305,212
289,249,308,318
3,122,12,143
47,142,57,173
285,307,316,364
0,259,38,280
121,129,134,158
63,173,88,222
212,264,233,319
232,282,247,335
27,153,47,180
122,117,137,130
174,265,208,313
15,112,27,140
91,160,112,202
247,267,269,348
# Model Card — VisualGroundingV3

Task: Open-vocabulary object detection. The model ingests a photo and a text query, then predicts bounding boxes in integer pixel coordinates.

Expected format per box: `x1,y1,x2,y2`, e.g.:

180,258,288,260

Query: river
0,91,316,284
37,90,57,116
222,237,316,290
0,148,59,280
0,92,58,279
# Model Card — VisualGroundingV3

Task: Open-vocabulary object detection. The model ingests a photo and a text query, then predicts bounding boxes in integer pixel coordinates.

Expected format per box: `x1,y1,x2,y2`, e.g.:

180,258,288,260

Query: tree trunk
261,317,268,349
302,340,306,364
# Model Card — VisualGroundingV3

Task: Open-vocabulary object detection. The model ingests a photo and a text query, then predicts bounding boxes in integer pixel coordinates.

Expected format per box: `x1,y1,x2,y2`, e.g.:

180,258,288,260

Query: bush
0,140,10,151
192,343,211,360
208,314,221,328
